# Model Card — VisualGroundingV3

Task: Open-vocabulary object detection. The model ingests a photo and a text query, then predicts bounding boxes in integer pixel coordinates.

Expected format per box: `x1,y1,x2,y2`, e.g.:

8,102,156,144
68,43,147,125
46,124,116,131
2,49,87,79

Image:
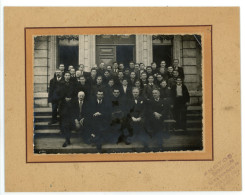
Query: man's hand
79,118,84,126
153,112,162,119
75,119,81,129
65,97,71,102
93,112,102,117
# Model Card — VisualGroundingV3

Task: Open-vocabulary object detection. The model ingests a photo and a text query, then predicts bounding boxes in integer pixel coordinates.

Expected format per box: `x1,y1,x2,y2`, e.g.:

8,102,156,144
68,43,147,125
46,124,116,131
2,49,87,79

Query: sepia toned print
34,33,202,153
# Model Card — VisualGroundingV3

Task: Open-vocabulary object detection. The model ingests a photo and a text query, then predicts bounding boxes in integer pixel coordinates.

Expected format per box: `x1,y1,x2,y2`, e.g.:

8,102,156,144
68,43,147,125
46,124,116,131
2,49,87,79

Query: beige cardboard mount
5,7,240,191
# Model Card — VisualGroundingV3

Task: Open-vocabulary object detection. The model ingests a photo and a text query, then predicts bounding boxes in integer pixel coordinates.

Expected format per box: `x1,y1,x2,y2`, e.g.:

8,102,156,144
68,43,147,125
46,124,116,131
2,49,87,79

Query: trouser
173,104,187,130
60,118,73,141
51,101,59,121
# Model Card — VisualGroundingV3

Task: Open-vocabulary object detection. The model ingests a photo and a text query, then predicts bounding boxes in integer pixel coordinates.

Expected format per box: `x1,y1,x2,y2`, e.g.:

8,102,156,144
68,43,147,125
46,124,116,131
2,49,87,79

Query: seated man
72,91,89,143
146,89,169,148
109,88,127,144
125,87,149,147
88,90,112,151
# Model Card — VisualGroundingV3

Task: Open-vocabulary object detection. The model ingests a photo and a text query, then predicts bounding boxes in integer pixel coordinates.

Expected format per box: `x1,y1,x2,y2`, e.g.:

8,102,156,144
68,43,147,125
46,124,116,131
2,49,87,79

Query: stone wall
34,36,53,107
182,35,202,105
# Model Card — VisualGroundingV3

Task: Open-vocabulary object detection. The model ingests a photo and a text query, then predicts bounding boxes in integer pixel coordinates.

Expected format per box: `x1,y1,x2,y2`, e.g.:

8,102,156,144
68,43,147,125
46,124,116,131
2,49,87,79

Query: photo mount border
25,25,213,163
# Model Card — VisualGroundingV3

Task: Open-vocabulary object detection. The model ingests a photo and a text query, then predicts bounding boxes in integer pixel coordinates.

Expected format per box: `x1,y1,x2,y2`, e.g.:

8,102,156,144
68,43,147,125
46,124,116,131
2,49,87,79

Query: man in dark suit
143,75,158,100
59,64,65,77
48,69,64,125
146,89,169,147
90,76,107,99
86,68,97,87
72,91,90,144
125,87,149,146
119,78,132,101
171,77,190,131
78,64,90,78
75,76,90,100
88,90,112,151
59,72,76,147
172,59,184,80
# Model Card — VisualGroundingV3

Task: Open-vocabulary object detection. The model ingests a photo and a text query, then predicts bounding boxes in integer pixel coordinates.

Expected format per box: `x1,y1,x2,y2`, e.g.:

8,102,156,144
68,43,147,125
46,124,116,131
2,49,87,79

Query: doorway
153,45,173,67
58,46,79,71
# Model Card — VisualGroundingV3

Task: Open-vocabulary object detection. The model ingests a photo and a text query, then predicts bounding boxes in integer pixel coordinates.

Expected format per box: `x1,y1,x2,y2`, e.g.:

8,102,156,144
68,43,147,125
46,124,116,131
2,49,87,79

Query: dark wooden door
96,46,116,66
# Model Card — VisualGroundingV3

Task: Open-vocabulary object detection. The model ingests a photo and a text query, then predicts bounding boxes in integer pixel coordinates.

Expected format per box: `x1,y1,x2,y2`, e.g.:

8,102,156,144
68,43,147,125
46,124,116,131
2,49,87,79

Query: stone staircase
33,106,203,154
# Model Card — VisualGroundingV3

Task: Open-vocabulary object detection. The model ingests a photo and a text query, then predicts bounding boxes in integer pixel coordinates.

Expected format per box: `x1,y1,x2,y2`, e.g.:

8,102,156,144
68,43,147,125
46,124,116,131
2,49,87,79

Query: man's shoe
62,139,71,147
48,120,58,125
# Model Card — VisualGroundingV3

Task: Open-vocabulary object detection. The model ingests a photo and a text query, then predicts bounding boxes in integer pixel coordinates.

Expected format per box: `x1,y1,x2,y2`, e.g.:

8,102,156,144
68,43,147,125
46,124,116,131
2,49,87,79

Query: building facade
33,35,202,107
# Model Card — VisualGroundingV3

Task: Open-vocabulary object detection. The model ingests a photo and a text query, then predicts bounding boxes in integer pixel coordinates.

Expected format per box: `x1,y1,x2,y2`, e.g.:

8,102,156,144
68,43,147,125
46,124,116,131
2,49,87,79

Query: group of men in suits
48,59,190,150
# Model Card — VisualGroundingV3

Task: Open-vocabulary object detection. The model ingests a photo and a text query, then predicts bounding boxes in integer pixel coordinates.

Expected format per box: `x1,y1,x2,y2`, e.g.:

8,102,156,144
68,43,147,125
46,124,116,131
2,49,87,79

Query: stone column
49,36,58,80
136,35,152,65
173,35,182,66
79,35,96,72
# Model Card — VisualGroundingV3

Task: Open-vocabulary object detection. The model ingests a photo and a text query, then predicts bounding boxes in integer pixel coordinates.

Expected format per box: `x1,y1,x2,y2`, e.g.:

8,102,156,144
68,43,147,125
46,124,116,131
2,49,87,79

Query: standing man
59,64,65,76
143,75,158,100
60,72,76,147
172,59,184,79
171,77,190,131
48,69,64,125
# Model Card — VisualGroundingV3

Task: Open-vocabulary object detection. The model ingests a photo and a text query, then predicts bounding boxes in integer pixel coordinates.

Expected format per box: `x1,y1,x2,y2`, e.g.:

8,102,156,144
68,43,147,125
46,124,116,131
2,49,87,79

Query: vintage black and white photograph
33,34,203,154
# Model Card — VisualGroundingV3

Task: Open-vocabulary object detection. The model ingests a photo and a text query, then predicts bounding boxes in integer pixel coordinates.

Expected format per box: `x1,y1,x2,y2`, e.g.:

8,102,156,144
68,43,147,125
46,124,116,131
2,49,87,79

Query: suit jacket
119,85,132,100
48,76,64,103
128,96,145,119
148,98,169,119
72,98,89,121
59,81,76,119
143,83,158,100
89,98,112,121
75,83,90,100
171,84,190,105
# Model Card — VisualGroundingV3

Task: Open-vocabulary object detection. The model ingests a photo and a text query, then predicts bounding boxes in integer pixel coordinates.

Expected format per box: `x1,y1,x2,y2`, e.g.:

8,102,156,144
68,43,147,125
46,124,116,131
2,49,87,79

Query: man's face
152,63,157,69
122,79,128,86
59,65,65,71
118,72,124,79
159,67,165,73
152,90,160,99
68,65,74,71
79,66,84,72
132,89,139,98
70,68,75,76
104,71,110,77
119,64,124,70
96,77,102,84
91,70,97,77
141,73,147,80
129,62,135,69
173,71,179,77
108,80,114,87
173,60,179,67
135,81,141,88
78,93,85,101
56,70,62,77
107,66,112,71
134,64,140,71
148,76,154,83
168,66,173,73
176,78,182,85
160,81,167,88
64,73,70,82
160,61,166,67
97,92,104,100
113,63,118,69
113,90,120,98
79,77,86,85
130,72,136,79
99,63,105,69
140,63,145,70
76,71,81,78
146,67,152,74
157,75,163,81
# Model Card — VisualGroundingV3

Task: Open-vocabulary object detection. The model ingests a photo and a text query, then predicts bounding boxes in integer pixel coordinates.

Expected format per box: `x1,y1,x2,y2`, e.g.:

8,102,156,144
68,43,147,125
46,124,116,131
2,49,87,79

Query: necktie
79,101,82,112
